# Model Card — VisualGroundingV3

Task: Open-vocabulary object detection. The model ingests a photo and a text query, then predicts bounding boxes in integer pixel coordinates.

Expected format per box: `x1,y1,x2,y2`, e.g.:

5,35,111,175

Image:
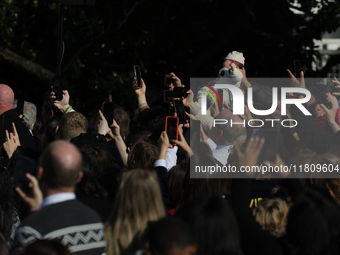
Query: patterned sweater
10,199,106,255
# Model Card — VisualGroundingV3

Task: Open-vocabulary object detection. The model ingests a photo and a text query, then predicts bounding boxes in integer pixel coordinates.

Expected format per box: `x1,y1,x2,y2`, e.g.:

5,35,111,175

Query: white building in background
314,28,340,77
289,2,340,78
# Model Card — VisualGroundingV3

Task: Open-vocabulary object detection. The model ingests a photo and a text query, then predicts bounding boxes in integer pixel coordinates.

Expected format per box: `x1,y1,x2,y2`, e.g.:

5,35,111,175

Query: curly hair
252,198,289,238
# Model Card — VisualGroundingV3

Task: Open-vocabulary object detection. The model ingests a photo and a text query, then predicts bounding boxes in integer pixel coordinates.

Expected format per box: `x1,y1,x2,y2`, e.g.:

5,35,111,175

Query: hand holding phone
159,131,170,151
133,65,142,88
164,75,172,88
165,116,179,146
132,77,146,98
52,75,63,101
163,90,174,103
96,110,111,136
310,87,330,108
2,116,13,141
15,170,43,212
102,102,115,126
13,155,37,192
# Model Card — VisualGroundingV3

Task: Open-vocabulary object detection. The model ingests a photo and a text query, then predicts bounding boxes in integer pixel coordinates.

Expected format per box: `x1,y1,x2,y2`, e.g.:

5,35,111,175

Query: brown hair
127,141,159,170
114,106,130,139
252,198,289,238
59,112,88,142
168,164,187,209
234,61,243,70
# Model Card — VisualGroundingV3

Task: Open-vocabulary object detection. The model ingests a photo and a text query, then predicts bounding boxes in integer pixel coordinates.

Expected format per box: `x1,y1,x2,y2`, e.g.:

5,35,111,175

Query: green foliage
0,0,340,118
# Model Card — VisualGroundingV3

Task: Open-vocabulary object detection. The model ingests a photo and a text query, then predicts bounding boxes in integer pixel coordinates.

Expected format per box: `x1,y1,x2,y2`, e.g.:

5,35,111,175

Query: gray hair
219,123,246,143
14,99,37,131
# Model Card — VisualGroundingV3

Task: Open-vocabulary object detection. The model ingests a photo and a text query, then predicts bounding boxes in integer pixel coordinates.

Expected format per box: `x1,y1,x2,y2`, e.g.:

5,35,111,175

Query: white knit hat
225,51,245,65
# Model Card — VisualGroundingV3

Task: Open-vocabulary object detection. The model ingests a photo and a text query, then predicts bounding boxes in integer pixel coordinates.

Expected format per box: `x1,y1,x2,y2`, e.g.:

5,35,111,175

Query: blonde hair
252,198,289,238
105,169,165,255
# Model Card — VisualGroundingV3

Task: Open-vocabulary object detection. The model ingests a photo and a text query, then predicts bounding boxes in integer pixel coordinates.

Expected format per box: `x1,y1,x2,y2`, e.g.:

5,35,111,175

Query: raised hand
287,69,305,89
96,110,111,136
132,77,146,97
16,173,43,212
3,122,21,158
169,72,184,88
172,124,192,158
320,93,340,133
51,90,72,113
233,136,265,170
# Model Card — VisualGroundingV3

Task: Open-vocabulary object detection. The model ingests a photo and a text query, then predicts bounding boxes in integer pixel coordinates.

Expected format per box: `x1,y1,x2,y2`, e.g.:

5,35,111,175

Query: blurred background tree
0,0,339,118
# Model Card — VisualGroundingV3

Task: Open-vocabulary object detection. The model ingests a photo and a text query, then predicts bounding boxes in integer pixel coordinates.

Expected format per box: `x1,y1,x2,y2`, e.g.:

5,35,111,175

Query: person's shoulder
67,199,104,221
23,199,102,223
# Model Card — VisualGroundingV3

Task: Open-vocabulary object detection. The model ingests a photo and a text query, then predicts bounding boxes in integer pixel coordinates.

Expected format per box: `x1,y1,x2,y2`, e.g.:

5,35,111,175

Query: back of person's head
286,189,340,255
58,112,88,141
137,107,167,143
168,164,187,209
191,142,213,157
252,198,289,238
127,140,159,170
114,105,130,139
250,84,280,129
97,166,121,202
41,118,60,149
19,239,72,255
291,149,316,165
106,169,165,255
146,217,196,255
77,145,112,198
178,152,229,207
175,196,242,255
126,125,152,148
0,84,14,114
39,140,82,190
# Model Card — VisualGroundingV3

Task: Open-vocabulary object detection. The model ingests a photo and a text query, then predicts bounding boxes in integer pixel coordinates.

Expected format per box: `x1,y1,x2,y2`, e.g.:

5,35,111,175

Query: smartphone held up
165,116,179,146
133,65,142,88
102,102,115,126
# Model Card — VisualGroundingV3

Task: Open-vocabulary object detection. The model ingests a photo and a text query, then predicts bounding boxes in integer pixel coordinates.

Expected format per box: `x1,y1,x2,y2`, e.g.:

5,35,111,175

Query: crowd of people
0,50,340,255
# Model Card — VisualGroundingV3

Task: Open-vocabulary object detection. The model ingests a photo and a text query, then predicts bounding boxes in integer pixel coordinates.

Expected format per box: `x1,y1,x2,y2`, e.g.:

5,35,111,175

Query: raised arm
320,93,340,134
96,110,128,166
51,90,73,114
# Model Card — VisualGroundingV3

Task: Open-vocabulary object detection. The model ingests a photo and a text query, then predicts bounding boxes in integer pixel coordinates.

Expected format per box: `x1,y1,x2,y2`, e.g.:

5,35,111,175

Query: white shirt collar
40,192,76,209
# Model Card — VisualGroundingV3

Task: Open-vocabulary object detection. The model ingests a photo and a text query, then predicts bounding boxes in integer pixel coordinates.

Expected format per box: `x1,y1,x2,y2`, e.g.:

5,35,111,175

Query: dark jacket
0,109,36,151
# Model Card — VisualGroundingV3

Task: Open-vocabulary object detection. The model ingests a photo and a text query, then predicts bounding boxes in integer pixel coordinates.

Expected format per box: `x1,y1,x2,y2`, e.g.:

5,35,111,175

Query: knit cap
225,51,245,65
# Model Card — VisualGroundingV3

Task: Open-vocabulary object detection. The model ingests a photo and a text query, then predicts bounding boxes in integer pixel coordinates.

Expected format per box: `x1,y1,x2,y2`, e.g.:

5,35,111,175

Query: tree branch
0,47,55,81
63,0,144,74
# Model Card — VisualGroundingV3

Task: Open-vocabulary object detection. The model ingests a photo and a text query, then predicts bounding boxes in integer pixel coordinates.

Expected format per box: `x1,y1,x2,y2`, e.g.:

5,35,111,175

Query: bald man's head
0,84,14,115
39,140,82,189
